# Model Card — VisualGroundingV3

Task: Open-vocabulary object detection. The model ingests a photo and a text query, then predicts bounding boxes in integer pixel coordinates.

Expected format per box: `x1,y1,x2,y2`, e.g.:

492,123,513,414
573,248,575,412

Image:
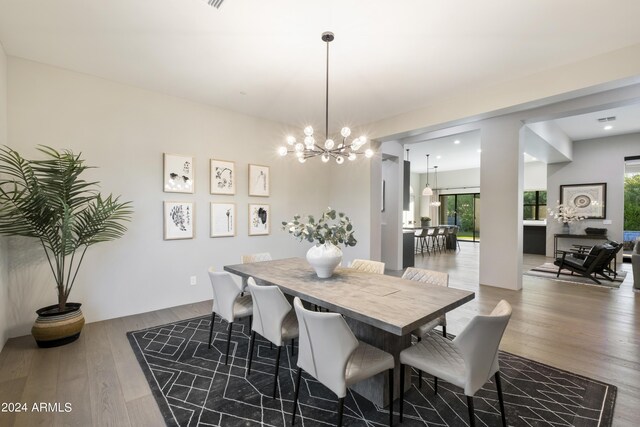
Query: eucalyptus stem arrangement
282,207,357,247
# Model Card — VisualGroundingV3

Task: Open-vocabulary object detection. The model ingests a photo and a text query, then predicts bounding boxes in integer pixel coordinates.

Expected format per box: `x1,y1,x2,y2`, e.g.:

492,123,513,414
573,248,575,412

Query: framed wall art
164,201,194,240
248,203,270,236
560,182,607,219
248,164,270,197
210,202,235,237
210,159,235,195
164,153,194,193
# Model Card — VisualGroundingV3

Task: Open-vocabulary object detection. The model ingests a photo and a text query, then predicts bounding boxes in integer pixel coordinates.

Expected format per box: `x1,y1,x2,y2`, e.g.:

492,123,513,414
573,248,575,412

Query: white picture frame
248,164,270,197
210,202,235,237
164,153,194,193
210,159,235,195
248,203,270,236
164,201,195,240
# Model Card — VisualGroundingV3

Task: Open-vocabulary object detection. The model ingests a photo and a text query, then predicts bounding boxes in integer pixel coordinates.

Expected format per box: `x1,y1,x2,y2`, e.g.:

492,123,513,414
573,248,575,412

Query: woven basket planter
31,303,85,348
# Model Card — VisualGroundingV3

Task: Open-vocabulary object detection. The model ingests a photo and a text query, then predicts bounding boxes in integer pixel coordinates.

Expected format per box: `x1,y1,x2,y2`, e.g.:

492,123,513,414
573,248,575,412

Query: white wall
523,161,547,190
0,42,9,352
380,142,404,270
546,133,640,257
5,58,331,337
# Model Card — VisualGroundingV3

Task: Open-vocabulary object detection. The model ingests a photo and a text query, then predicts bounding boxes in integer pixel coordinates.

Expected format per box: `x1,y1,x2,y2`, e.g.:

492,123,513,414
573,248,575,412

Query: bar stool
435,227,448,253
449,226,461,252
414,229,428,254
426,227,437,255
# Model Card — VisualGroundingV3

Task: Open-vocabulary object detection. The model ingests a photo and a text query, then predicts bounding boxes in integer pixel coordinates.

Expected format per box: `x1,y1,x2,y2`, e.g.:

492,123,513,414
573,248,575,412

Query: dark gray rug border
127,327,181,427
127,314,618,427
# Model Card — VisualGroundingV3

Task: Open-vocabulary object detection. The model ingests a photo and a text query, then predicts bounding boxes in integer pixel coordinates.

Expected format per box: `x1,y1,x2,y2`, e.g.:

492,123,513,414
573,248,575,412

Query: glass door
439,193,480,242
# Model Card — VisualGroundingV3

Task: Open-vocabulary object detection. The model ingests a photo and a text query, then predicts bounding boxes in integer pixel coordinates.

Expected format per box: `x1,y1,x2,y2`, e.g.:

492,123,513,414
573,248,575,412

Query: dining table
224,257,475,407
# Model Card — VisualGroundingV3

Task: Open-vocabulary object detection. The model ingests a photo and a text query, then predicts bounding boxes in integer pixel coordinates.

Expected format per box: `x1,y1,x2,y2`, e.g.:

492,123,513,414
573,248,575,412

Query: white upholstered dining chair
402,267,449,337
246,278,298,399
402,267,450,388
207,268,253,365
291,297,395,427
240,252,273,293
349,258,385,275
399,300,512,427
241,252,272,264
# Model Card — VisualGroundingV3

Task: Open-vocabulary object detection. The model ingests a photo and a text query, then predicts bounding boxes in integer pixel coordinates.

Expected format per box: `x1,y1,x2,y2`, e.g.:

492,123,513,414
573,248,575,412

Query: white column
479,117,524,290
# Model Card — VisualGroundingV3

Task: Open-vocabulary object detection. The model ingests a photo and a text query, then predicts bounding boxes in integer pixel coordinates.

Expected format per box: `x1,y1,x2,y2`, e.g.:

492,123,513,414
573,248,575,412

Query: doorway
440,193,480,242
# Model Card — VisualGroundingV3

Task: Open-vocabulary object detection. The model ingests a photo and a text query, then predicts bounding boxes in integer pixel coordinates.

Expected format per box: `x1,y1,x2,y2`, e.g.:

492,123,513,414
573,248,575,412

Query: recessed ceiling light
477,149,482,153
436,155,442,159
454,140,460,144
604,125,613,130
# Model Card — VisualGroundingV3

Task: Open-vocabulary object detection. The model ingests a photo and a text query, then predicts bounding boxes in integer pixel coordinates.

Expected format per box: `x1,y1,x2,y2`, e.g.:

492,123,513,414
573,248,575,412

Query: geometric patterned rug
525,263,625,289
127,315,617,426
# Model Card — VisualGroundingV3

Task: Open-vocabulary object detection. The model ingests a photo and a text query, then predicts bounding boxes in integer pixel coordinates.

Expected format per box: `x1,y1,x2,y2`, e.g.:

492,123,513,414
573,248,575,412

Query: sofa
633,239,640,290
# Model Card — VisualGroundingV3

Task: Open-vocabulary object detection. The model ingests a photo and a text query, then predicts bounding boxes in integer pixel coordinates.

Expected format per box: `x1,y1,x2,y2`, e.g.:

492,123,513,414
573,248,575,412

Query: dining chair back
207,268,253,365
349,259,385,275
241,252,272,263
402,266,449,337
208,269,245,322
454,299,512,395
294,297,358,397
292,297,395,427
399,299,512,427
246,278,298,398
247,278,292,346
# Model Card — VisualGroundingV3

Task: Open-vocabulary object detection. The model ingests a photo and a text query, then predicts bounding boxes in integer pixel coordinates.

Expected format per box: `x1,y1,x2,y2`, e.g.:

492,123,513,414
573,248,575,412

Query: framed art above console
560,182,606,219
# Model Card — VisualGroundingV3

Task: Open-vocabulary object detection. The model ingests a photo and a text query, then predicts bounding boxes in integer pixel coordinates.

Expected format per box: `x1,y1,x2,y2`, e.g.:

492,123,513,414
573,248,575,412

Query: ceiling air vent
205,0,224,9
597,116,616,122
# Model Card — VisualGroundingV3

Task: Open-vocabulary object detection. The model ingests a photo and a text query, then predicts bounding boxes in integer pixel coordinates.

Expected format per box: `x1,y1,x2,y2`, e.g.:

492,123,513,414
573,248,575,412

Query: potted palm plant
0,146,132,347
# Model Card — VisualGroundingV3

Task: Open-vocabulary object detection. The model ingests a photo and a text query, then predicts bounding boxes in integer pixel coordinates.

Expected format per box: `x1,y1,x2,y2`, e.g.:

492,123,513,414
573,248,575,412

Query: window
523,190,547,220
439,193,480,242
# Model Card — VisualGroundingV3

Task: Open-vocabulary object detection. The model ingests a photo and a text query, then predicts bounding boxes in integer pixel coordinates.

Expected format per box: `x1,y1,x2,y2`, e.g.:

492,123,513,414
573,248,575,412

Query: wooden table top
224,257,475,336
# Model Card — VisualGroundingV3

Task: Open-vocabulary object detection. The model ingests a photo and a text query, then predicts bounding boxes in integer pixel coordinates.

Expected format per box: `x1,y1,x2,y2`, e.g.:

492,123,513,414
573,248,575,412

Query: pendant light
278,32,373,163
422,154,433,196
430,165,442,207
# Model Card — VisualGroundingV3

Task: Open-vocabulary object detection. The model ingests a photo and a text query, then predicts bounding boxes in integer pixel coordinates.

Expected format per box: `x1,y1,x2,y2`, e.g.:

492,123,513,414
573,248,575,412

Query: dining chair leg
246,331,256,375
291,367,302,425
247,315,252,330
434,376,438,395
225,322,233,365
467,395,476,427
495,371,507,427
290,338,295,356
418,370,422,388
388,368,394,427
208,312,216,349
337,397,345,427
399,364,405,422
272,345,282,399
442,325,447,338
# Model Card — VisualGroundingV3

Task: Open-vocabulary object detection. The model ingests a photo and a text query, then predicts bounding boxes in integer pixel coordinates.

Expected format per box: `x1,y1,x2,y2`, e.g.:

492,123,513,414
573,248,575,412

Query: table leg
345,318,411,407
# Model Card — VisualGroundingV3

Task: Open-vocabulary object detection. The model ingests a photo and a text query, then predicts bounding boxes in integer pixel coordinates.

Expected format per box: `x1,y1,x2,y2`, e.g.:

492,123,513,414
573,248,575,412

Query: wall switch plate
603,220,612,225
190,276,197,286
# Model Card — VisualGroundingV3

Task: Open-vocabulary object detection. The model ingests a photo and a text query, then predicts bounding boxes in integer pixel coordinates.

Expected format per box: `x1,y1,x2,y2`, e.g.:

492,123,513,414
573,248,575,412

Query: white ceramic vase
306,242,343,278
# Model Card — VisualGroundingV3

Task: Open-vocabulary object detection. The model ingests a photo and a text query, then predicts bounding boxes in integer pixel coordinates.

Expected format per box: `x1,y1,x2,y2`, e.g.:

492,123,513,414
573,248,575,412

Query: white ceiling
405,131,481,173
2,0,640,137
405,101,640,173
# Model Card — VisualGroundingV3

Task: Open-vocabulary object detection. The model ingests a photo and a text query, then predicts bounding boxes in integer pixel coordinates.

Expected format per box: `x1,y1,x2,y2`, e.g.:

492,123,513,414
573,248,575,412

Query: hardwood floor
0,244,638,426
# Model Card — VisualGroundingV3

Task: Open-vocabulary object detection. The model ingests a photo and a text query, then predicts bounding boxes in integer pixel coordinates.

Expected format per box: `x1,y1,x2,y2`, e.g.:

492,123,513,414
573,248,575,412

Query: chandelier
278,32,373,164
